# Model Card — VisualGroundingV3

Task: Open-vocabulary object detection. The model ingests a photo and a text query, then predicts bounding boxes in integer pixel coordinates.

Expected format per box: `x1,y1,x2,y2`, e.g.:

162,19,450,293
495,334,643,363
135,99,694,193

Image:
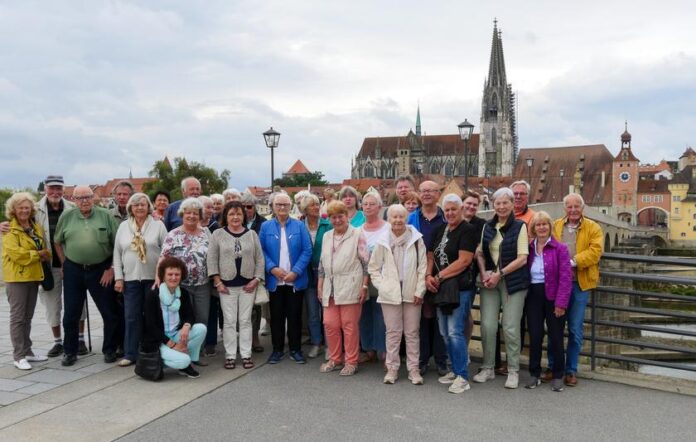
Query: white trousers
220,285,256,359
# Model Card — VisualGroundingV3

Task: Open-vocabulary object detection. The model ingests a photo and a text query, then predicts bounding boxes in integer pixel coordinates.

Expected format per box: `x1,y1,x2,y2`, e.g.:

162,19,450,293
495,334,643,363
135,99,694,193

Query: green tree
0,187,39,222
142,157,230,200
273,171,328,188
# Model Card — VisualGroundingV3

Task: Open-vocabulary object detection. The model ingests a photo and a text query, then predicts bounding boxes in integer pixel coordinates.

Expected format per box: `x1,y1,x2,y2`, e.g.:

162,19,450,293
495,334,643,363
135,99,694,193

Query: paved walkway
0,286,695,441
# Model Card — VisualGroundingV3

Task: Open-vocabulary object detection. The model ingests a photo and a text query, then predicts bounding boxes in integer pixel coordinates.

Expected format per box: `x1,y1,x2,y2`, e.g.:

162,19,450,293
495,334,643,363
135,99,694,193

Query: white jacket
319,226,365,306
368,225,426,305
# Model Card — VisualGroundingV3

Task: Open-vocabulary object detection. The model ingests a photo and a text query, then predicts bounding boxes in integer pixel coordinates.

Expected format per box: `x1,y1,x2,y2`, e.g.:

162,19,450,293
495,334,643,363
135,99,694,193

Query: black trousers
269,285,304,353
526,283,566,379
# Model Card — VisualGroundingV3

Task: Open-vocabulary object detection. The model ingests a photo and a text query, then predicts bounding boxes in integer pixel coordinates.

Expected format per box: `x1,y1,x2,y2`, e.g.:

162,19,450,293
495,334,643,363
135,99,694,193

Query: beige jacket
207,229,265,282
319,226,365,306
368,226,427,305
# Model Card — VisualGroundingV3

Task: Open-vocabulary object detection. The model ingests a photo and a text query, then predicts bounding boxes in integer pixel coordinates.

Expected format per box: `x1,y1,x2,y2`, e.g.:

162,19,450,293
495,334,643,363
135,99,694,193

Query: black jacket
141,286,196,352
249,213,266,235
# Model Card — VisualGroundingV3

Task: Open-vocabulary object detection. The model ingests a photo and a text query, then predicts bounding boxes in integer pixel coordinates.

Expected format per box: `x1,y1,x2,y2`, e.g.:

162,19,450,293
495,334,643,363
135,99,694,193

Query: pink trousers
381,303,421,371
323,298,362,366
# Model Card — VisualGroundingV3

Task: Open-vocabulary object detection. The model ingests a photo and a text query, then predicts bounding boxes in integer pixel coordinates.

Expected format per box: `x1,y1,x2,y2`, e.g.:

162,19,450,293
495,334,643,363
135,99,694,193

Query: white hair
563,192,585,208
386,204,408,218
510,180,531,193
222,188,241,199
210,193,224,203
300,193,320,213
239,191,256,205
442,193,462,207
180,176,200,192
294,190,311,203
362,191,383,206
177,197,203,217
198,195,212,206
125,193,153,216
492,187,514,202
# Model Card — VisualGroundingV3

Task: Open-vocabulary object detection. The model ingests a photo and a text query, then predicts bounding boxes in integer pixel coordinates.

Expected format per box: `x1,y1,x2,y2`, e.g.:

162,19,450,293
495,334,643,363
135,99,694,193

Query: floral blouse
161,227,210,286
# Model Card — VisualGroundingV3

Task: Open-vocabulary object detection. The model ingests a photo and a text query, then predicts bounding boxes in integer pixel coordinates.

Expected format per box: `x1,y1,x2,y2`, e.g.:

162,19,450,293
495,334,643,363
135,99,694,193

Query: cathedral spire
487,18,507,89
415,103,422,137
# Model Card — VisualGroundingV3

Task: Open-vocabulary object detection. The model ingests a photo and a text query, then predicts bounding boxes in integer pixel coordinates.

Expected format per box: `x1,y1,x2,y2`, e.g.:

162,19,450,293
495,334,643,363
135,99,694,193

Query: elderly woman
223,188,242,203
402,191,421,214
259,193,313,364
424,194,478,393
318,201,369,375
302,193,332,358
241,191,267,352
359,191,390,364
199,195,219,232
319,187,336,217
141,257,207,378
208,202,265,369
525,211,571,392
369,204,426,385
339,186,365,227
152,190,170,222
473,187,529,389
113,193,168,367
159,197,210,367
2,192,51,370
210,193,224,219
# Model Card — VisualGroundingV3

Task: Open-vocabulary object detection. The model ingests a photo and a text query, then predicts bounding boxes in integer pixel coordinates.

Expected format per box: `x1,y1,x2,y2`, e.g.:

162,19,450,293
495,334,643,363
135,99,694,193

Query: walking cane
84,298,92,353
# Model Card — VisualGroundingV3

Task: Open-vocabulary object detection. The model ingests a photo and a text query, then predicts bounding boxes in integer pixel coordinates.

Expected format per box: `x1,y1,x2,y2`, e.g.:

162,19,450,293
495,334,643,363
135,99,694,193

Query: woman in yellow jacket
2,192,51,370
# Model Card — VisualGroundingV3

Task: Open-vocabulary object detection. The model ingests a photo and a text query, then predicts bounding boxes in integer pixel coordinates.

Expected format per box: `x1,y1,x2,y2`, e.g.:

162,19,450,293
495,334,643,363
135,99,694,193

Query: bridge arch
637,206,669,227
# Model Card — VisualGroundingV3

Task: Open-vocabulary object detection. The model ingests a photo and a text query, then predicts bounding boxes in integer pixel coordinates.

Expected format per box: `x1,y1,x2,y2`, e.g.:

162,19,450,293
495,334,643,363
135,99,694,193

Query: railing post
591,288,596,371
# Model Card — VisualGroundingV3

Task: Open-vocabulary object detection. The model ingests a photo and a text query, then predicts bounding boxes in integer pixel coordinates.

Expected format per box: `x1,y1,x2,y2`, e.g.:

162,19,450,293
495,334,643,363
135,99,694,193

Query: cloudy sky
1,0,695,190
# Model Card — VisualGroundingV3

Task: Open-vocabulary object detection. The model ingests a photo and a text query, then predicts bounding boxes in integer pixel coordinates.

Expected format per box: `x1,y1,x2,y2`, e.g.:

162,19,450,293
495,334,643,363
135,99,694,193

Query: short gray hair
442,193,462,207
180,176,200,192
563,192,585,208
300,193,320,213
177,197,203,217
198,195,212,206
362,191,383,207
126,193,153,216
386,204,408,218
210,193,224,204
492,187,514,203
510,180,530,194
223,188,242,200
239,192,256,205
112,180,134,196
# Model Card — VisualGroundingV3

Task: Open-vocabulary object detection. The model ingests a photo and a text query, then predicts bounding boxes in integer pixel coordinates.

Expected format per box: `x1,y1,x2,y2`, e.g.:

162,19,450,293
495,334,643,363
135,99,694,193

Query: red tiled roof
358,133,480,158
613,147,640,162
286,160,311,175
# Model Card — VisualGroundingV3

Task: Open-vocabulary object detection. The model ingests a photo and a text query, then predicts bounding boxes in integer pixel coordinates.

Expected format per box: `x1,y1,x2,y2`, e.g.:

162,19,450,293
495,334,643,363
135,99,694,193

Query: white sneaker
26,354,48,362
307,345,322,359
14,359,32,370
505,371,519,389
472,368,495,383
448,376,471,394
438,371,457,384
383,368,398,384
408,369,424,385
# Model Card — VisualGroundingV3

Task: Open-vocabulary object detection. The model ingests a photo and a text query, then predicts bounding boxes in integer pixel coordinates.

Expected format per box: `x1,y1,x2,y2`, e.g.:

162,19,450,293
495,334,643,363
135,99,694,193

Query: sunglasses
243,205,255,209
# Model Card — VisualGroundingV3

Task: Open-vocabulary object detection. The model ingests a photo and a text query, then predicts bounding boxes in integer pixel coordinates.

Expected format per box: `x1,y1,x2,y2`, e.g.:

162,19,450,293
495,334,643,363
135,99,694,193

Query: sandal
320,360,342,373
358,351,376,364
242,358,254,369
339,364,357,376
224,358,236,369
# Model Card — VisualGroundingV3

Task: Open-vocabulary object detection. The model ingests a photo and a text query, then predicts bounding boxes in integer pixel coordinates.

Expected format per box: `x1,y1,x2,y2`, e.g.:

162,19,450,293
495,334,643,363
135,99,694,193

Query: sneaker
104,352,117,363
204,346,217,357
307,345,322,359
408,369,424,385
14,359,32,370
47,343,64,357
178,365,200,378
525,376,541,389
289,351,307,364
505,371,519,389
383,368,398,384
78,341,89,356
267,351,284,364
118,359,134,367
472,368,495,383
25,354,48,362
438,371,457,384
448,376,471,394
551,378,565,392
61,354,77,366
540,368,553,383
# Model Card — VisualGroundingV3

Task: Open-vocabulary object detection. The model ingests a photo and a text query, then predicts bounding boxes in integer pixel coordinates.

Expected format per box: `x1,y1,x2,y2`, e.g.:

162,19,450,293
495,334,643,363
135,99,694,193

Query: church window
444,161,454,176
364,164,374,178
430,162,440,174
491,127,497,144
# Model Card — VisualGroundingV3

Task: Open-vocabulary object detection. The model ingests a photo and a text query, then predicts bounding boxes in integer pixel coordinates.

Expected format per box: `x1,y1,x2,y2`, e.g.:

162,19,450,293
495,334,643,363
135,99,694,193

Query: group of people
1,173,603,393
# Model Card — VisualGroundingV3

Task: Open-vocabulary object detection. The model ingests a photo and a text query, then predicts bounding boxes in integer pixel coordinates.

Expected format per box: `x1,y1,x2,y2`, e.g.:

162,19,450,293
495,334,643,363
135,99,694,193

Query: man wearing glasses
511,180,536,233
407,180,449,376
54,185,123,366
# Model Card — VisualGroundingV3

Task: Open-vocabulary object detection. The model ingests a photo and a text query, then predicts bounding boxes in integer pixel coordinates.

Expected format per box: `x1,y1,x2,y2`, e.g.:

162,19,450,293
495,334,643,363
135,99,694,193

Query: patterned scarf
129,217,150,263
159,283,181,312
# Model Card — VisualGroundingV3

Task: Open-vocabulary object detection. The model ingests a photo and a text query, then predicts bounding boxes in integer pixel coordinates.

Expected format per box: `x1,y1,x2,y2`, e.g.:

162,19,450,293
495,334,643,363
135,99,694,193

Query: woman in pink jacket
525,211,572,392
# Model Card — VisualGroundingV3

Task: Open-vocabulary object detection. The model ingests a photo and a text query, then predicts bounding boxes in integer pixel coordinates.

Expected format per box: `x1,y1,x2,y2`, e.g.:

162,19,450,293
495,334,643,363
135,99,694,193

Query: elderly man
163,177,202,231
382,175,415,220
542,192,602,386
511,180,536,230
407,180,448,376
110,180,134,224
54,185,123,366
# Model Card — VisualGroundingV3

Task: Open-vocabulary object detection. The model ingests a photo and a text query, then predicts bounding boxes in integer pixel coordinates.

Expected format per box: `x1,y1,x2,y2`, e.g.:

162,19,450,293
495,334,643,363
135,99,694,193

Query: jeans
160,323,207,369
305,267,323,346
526,284,566,379
437,290,474,379
63,259,123,356
359,294,386,353
269,285,304,353
549,282,589,374
123,280,152,361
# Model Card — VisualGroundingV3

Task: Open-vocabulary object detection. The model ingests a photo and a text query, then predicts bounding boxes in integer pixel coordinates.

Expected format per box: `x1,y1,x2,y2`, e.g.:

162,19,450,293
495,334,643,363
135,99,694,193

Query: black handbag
134,346,164,381
40,262,54,291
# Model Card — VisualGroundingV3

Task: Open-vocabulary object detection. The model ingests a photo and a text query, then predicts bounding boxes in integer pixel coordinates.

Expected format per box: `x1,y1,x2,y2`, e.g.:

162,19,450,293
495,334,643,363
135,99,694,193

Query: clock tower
612,122,639,225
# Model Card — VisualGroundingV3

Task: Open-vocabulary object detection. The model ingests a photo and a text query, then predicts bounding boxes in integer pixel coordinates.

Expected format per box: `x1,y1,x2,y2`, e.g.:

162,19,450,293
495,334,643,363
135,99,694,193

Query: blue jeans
548,282,589,374
360,295,386,353
437,290,474,379
123,280,152,361
305,267,323,346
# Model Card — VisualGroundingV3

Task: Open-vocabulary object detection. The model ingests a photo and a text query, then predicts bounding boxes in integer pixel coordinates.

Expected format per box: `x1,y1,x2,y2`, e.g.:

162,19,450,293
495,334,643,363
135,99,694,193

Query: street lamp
525,156,534,189
559,168,565,201
263,127,281,190
458,119,474,190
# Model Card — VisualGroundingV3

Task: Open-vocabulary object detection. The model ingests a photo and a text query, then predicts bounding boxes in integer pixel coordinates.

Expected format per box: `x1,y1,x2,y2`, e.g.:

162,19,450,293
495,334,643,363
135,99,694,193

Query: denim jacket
259,217,312,291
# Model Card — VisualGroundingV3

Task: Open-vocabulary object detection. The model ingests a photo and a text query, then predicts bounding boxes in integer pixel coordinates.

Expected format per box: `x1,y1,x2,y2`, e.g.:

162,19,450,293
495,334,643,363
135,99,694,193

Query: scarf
129,217,150,263
159,283,181,312
390,229,411,282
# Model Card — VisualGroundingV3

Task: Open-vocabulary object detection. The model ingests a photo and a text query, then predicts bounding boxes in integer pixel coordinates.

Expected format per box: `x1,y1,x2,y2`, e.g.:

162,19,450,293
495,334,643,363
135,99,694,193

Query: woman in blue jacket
259,193,313,364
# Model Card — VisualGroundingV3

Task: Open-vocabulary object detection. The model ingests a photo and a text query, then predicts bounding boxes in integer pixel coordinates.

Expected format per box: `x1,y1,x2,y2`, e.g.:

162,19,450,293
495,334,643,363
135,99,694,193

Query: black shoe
104,352,117,363
47,343,64,357
115,346,125,358
192,359,209,367
61,354,77,366
179,365,200,378
78,341,89,356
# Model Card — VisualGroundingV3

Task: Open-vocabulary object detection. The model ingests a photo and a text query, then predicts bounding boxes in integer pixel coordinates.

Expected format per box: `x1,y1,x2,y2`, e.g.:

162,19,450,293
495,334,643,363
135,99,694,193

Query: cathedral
351,20,517,179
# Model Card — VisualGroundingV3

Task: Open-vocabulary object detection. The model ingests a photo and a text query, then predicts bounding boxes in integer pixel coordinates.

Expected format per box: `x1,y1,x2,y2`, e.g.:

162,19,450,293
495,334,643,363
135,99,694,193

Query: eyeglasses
513,192,528,197
74,196,93,201
274,203,290,208
243,205,255,209
420,189,439,194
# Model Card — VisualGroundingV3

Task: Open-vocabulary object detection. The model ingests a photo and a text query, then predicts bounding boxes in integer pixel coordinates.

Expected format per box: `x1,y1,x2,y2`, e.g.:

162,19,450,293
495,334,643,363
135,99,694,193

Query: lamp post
457,119,474,191
526,156,534,189
559,168,565,201
263,127,281,190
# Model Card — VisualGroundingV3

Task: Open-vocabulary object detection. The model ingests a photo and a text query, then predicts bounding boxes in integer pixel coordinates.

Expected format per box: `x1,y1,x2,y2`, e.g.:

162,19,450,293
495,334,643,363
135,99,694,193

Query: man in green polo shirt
54,185,124,366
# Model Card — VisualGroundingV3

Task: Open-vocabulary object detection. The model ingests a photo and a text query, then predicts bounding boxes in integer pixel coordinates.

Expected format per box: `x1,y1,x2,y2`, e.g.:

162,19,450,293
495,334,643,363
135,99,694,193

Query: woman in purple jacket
525,211,572,392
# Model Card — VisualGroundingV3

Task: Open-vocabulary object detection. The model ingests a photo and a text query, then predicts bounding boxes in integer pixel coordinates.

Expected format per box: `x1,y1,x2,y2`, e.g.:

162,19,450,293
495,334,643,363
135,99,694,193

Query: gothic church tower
478,20,517,177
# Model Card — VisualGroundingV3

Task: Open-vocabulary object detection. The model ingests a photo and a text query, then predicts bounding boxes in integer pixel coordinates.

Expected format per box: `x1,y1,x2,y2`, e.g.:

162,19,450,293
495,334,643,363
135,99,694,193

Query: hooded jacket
2,218,47,282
